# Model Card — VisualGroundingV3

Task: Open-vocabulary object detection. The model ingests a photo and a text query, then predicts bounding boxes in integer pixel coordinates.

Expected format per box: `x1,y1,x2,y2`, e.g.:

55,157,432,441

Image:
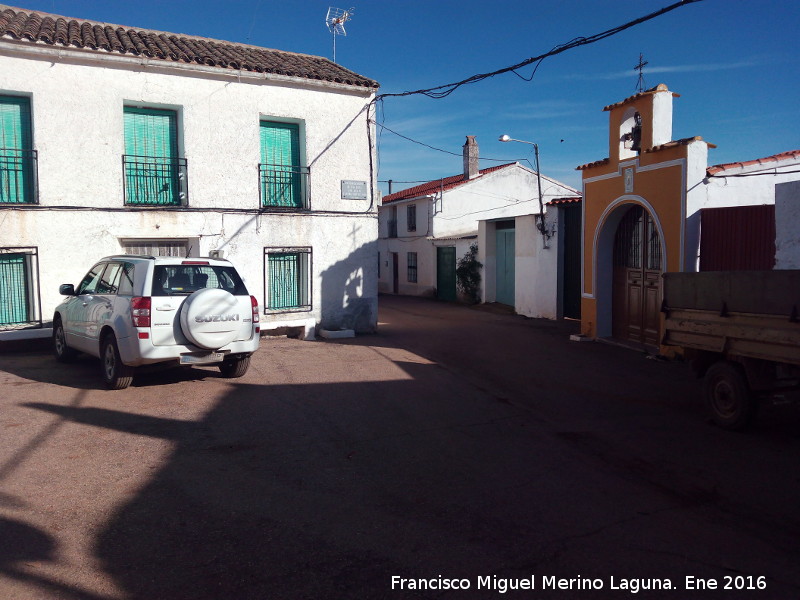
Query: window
264,248,311,311
121,239,190,257
407,204,416,232
123,107,186,206
407,252,418,283
0,95,37,204
0,248,41,328
259,121,308,209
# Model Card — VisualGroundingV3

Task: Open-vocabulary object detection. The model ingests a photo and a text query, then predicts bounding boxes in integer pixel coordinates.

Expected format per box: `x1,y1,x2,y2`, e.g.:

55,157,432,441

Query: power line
375,0,702,101
374,121,534,168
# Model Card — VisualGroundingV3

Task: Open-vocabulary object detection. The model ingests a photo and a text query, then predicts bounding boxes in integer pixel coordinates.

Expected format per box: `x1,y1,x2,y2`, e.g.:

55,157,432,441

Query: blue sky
8,0,800,194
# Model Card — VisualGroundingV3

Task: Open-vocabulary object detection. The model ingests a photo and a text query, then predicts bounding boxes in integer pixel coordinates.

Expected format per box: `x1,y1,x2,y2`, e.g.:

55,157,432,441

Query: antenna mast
325,6,354,63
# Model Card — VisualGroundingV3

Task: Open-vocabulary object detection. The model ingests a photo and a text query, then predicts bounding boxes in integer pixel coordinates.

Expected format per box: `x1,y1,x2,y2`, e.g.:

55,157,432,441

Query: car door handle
156,305,174,310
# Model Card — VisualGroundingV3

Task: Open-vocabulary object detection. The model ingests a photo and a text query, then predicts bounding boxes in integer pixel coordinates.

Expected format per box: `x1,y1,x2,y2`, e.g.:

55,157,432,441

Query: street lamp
499,134,547,240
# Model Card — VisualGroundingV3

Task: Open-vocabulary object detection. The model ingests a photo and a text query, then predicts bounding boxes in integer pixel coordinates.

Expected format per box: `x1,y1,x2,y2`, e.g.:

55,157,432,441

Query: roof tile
382,164,517,204
707,149,800,175
0,4,378,89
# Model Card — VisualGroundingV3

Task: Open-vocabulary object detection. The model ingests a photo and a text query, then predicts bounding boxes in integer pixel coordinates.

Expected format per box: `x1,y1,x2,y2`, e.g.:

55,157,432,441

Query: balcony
123,155,187,206
0,148,38,204
259,163,310,210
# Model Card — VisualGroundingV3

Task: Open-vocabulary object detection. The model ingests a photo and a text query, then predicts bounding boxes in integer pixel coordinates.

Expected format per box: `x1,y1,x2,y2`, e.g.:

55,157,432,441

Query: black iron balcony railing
259,163,310,210
387,219,398,238
0,148,38,204
123,155,187,206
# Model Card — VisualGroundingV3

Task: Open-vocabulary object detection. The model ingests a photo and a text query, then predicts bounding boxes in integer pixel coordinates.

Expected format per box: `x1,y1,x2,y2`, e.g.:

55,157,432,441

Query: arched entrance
611,205,663,346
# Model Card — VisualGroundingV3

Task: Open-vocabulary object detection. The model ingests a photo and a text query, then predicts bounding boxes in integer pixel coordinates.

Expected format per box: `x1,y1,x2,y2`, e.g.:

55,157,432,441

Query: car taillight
131,296,151,327
250,295,260,324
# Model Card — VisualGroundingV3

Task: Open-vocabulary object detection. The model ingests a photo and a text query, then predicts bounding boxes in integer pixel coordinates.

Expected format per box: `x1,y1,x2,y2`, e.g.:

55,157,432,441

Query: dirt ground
1,295,799,599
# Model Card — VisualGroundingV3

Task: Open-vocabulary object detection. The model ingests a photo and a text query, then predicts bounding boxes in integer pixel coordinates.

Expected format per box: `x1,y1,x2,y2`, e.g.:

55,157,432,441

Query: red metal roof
707,149,800,176
382,163,516,204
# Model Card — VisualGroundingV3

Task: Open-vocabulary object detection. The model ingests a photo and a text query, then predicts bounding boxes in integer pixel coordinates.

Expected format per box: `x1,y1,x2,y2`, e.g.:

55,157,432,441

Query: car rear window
151,265,248,296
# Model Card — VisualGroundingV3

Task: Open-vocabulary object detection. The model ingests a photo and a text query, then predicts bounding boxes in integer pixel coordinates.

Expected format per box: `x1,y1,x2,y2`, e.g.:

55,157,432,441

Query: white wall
684,146,800,272
378,163,578,306
775,180,800,269
0,47,378,336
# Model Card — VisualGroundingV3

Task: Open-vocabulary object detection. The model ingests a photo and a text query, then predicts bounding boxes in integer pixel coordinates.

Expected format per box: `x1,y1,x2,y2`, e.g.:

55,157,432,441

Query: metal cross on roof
634,53,648,92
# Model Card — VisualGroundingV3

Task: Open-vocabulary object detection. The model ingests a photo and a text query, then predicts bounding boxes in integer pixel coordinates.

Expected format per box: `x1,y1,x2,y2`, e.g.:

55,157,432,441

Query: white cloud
564,57,768,81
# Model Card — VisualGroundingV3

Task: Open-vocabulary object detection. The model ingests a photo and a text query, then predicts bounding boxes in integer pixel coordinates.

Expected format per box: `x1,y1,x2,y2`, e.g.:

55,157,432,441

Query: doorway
495,221,515,306
436,247,457,301
611,205,662,346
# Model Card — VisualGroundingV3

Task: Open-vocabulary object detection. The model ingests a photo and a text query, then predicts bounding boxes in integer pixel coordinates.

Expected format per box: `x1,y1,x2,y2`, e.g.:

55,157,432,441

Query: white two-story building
0,4,379,340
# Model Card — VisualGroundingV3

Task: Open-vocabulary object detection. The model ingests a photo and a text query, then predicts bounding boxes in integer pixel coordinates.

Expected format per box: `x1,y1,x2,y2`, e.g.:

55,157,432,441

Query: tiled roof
577,137,712,171
546,197,581,206
576,158,610,171
707,149,800,176
602,83,679,111
0,4,378,88
382,163,516,204
643,136,714,153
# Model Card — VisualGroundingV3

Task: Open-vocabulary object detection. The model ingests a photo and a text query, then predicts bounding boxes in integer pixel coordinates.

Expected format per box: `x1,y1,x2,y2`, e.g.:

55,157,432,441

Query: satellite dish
325,6,354,62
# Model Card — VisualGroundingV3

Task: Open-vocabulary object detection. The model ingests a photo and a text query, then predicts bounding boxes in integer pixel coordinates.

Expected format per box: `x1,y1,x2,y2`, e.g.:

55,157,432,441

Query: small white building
0,4,379,340
378,136,580,319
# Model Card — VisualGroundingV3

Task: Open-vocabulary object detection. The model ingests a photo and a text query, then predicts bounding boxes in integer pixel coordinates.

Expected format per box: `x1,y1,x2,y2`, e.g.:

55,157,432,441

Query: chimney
463,136,479,180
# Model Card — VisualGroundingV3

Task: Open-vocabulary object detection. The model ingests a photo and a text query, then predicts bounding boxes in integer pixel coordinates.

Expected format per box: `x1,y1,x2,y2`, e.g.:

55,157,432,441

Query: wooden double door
612,206,662,347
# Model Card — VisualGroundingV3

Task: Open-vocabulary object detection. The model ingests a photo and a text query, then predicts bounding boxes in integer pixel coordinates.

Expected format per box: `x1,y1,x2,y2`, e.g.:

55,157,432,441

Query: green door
436,246,456,301
260,121,302,208
123,107,180,205
0,95,34,204
496,226,515,306
0,253,29,324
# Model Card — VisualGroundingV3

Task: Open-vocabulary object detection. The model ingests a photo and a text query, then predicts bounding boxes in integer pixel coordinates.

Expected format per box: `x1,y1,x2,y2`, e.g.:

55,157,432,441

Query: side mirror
59,284,76,296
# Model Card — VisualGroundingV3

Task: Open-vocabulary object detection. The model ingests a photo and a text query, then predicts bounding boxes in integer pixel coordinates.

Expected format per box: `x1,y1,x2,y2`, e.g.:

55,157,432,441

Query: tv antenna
325,6,354,63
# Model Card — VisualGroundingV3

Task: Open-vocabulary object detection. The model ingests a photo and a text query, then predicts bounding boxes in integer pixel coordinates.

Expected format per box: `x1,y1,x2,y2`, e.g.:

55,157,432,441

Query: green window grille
0,253,30,324
0,96,35,204
260,121,305,208
267,251,310,310
123,107,183,206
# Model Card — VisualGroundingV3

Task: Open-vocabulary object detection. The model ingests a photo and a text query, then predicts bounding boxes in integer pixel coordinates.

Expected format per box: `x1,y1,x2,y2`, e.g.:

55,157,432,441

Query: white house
378,136,580,319
0,4,379,341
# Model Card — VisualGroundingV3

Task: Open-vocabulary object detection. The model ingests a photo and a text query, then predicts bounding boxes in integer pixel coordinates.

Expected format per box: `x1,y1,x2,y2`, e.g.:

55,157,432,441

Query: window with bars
264,248,311,311
407,204,417,232
259,121,308,209
0,95,37,204
407,252,418,283
121,239,190,257
123,107,186,206
0,249,40,328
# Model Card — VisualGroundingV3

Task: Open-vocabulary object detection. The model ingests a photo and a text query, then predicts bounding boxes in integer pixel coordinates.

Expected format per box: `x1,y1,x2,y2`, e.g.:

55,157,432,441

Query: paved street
1,295,799,599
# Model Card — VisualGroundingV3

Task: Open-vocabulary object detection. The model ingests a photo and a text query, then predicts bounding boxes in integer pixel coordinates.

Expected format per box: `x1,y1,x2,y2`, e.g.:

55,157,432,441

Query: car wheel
101,333,134,390
703,361,757,431
219,355,251,378
53,317,78,362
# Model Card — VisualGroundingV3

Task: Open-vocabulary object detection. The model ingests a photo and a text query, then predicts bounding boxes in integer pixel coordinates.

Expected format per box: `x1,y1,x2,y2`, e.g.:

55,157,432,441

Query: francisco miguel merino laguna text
391,575,676,594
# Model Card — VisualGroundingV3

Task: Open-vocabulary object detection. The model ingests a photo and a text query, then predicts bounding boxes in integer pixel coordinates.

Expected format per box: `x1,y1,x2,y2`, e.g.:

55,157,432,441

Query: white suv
53,255,261,389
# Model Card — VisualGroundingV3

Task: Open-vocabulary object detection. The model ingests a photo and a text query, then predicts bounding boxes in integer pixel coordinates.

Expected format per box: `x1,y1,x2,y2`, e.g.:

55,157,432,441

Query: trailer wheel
703,361,757,431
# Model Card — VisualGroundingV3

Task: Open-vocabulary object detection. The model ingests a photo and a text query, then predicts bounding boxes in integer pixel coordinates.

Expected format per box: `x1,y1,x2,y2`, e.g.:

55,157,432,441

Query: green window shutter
123,107,181,205
124,107,177,157
260,121,302,208
268,252,306,309
0,254,30,324
0,96,33,203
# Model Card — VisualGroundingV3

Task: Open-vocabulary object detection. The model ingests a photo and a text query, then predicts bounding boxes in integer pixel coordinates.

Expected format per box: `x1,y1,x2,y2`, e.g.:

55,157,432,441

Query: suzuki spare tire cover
180,288,242,350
